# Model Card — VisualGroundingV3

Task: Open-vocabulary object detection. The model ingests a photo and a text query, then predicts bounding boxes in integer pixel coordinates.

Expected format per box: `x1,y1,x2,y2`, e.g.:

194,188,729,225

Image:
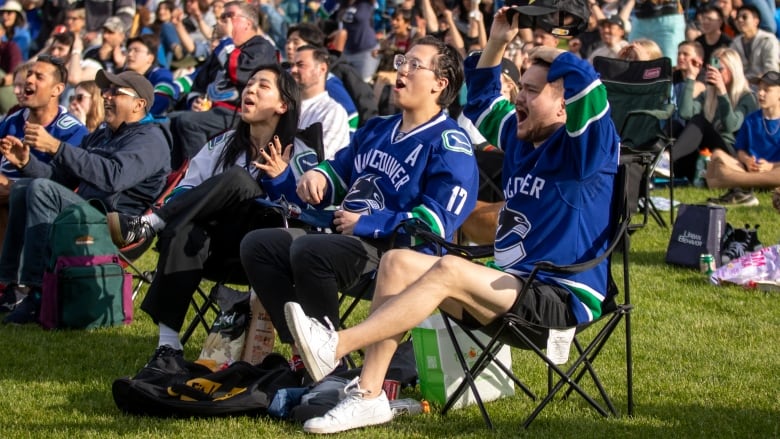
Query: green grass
1,185,779,438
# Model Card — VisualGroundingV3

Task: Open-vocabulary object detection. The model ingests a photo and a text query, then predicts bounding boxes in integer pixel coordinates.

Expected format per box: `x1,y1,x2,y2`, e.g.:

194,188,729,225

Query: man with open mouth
0,69,170,324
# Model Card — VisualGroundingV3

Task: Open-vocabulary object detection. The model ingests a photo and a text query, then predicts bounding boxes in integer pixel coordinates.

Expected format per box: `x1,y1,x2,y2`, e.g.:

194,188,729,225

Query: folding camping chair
177,201,378,352
400,156,637,428
593,56,676,227
120,159,191,301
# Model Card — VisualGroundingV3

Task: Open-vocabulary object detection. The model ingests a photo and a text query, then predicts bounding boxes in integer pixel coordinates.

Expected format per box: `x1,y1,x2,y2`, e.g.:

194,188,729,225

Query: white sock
158,323,182,350
143,213,166,232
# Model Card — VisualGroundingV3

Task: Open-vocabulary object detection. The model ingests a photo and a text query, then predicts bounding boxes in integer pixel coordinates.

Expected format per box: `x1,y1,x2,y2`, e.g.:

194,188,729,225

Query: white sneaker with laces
284,302,339,382
304,377,393,434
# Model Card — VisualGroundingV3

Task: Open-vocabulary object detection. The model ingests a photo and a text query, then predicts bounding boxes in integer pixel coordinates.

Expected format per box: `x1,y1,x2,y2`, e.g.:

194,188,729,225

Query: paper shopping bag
411,314,514,409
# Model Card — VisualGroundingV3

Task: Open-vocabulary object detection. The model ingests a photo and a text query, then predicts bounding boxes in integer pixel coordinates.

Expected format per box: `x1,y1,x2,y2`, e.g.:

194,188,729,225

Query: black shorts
458,280,578,349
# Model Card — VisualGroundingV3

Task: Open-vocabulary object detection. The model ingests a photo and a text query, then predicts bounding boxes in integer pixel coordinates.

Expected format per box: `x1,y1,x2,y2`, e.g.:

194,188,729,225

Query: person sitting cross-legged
706,71,780,201
282,8,620,434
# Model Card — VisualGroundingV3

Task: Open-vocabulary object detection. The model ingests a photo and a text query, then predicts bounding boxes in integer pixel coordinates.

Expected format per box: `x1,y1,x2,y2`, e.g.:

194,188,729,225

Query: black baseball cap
753,71,780,87
505,0,590,37
599,15,625,30
96,70,155,112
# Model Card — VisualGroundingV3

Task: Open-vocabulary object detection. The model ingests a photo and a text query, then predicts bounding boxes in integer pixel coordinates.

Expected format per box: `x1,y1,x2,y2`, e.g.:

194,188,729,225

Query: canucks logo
341,174,385,214
494,206,531,268
442,130,473,155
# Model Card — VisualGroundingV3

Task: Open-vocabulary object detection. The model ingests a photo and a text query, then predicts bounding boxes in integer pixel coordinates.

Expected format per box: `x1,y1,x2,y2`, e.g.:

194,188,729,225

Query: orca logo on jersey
494,205,531,268
341,174,385,214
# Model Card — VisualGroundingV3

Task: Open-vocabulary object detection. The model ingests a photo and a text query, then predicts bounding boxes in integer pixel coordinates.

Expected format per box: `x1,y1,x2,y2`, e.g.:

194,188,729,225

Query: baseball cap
754,71,780,87
103,16,125,33
599,15,625,30
0,1,26,26
500,58,521,84
504,0,590,37
96,70,155,112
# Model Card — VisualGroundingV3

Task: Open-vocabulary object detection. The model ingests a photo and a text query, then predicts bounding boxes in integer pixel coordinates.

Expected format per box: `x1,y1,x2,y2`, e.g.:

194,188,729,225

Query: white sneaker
304,377,393,434
284,302,339,382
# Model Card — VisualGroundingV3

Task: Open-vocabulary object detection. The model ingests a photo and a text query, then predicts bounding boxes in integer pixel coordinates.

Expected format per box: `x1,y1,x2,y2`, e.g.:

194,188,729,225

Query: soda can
382,379,400,400
699,253,715,275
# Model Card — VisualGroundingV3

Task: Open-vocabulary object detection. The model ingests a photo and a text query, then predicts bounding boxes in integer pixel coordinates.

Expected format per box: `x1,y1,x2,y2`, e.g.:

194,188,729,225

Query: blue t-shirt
734,109,780,162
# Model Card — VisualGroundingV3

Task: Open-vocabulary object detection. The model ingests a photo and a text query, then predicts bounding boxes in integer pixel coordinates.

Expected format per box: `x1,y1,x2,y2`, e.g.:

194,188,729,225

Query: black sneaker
107,212,155,248
707,188,759,207
132,345,188,384
0,284,23,314
721,227,751,265
746,224,763,252
2,290,40,325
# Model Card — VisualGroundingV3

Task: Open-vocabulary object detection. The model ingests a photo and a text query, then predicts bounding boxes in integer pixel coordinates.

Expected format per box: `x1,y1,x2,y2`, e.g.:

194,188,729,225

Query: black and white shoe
107,212,155,248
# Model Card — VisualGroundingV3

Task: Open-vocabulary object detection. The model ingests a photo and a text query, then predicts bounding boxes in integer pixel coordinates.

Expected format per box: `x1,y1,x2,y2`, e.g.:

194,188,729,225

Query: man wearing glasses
169,1,277,169
0,70,171,324
239,35,478,384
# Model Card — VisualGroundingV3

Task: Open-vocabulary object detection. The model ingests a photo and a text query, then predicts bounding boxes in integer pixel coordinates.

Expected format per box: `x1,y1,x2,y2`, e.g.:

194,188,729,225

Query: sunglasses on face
101,85,139,98
69,93,91,103
220,11,246,21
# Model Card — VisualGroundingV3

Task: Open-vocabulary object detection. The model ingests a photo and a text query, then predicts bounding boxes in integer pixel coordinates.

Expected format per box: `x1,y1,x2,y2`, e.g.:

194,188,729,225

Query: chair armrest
393,218,494,259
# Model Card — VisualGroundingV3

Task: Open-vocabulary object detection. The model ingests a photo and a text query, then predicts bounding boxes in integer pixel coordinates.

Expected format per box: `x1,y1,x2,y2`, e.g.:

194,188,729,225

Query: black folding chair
120,159,191,301
593,56,676,227
401,157,637,428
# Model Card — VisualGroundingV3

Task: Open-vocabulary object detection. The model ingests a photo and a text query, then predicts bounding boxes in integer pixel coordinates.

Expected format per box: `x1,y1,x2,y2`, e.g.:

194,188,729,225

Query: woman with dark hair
108,64,308,372
239,35,478,382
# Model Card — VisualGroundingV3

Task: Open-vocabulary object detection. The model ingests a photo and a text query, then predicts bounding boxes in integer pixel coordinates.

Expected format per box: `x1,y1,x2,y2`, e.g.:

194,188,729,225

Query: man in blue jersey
0,55,88,310
282,5,619,434
239,35,479,384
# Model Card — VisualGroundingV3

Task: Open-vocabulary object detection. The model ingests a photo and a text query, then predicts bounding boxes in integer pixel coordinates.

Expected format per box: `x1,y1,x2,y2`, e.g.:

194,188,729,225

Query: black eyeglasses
37,54,69,84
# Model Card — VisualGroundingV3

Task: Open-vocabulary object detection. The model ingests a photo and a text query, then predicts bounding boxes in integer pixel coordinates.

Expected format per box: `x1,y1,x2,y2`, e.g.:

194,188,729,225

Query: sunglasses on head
36,54,69,84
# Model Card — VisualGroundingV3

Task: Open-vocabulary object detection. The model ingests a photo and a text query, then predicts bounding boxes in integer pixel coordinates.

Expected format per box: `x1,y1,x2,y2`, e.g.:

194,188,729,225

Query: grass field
0,185,778,439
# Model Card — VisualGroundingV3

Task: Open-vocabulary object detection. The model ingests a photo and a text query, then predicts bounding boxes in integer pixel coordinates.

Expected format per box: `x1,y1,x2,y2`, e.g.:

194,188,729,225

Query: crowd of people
0,0,778,433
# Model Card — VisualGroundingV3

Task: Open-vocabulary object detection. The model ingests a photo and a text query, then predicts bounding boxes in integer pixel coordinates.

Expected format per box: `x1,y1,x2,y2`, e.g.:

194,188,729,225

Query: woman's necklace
762,115,780,136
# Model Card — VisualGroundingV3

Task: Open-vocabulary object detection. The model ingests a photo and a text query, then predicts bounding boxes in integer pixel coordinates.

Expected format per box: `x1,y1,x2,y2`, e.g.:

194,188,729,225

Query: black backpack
112,354,299,418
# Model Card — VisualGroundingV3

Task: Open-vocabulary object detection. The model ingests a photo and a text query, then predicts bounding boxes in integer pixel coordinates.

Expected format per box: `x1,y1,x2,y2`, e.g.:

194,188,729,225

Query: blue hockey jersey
463,52,620,324
263,112,479,244
0,106,88,180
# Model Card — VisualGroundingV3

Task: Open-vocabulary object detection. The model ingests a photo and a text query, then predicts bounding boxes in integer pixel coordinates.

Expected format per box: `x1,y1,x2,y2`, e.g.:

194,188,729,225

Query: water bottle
693,148,711,187
389,398,430,417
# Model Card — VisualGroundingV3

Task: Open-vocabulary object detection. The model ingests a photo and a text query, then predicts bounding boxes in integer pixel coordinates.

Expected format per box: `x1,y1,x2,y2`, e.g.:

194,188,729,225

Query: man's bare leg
334,249,521,396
